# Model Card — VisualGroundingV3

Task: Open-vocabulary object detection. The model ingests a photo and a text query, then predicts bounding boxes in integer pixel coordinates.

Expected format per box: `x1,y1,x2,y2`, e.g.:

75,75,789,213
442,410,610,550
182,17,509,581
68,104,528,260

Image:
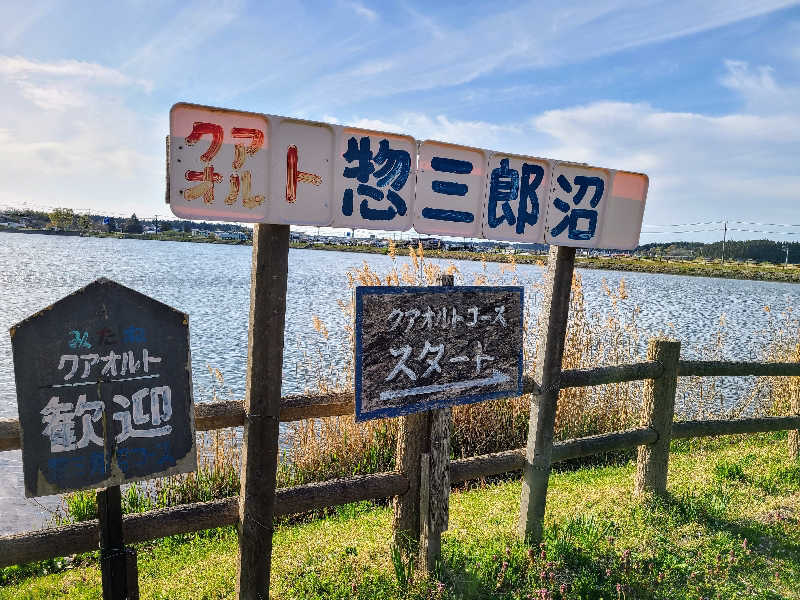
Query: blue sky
1,0,799,242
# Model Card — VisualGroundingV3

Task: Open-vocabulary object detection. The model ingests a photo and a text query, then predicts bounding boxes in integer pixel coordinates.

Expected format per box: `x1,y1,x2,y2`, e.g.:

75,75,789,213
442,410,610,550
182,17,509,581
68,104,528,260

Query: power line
642,220,725,228
731,221,800,228
640,229,722,234
728,228,800,236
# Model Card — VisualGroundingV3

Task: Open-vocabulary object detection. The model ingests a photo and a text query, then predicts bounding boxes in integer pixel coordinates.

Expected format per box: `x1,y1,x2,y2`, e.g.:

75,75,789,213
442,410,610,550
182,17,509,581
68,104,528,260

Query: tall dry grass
59,245,800,520
283,243,651,483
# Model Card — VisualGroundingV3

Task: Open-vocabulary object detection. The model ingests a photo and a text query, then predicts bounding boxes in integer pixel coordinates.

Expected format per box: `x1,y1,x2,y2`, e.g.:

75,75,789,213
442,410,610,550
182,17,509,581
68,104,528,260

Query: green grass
3,433,799,599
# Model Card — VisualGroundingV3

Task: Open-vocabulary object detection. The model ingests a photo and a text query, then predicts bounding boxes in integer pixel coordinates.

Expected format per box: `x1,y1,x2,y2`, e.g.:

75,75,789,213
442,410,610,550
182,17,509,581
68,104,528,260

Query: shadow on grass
646,490,800,564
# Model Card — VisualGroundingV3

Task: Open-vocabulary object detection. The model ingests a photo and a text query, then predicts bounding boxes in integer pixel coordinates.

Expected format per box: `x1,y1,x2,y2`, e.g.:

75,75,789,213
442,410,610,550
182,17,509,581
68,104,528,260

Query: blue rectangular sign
355,285,523,421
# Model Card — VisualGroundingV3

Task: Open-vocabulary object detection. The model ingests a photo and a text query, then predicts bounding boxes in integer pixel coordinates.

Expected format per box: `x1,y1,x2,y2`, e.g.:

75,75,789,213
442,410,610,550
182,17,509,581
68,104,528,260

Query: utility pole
721,220,727,264
785,243,789,267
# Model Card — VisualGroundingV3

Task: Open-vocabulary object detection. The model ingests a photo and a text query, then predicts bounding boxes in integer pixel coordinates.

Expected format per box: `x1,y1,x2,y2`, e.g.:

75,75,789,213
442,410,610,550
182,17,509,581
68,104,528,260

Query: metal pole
721,221,727,264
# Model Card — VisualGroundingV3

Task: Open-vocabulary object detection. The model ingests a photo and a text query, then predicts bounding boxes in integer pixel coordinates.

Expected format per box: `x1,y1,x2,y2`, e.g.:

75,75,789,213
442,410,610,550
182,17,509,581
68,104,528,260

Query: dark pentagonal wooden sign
10,278,196,497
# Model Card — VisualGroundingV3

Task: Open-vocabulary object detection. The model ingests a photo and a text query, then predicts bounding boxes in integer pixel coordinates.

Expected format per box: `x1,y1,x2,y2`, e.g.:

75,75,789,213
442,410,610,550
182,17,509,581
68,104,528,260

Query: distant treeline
639,240,800,264
2,207,798,264
0,208,251,236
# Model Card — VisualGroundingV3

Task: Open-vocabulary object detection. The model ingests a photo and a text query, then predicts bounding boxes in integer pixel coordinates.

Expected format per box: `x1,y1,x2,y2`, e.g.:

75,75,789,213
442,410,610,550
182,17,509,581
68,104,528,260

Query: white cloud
346,1,378,21
0,56,152,91
348,60,395,77
720,59,800,113
0,56,162,217
331,61,800,241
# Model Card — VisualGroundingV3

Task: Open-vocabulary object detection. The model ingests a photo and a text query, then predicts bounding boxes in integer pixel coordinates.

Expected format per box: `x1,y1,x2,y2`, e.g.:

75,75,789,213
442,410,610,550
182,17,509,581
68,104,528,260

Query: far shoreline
3,227,800,284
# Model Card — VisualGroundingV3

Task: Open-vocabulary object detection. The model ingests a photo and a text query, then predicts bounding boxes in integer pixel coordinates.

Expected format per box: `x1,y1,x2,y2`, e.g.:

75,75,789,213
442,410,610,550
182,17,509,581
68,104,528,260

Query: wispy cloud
121,0,242,79
346,1,378,21
0,54,161,216
327,59,800,238
294,0,800,110
0,1,53,48
721,59,800,113
0,56,152,90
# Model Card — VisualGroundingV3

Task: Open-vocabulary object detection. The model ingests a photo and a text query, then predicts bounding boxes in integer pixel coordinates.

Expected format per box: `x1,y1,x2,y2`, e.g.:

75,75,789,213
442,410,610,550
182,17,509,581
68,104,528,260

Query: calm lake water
1,233,798,534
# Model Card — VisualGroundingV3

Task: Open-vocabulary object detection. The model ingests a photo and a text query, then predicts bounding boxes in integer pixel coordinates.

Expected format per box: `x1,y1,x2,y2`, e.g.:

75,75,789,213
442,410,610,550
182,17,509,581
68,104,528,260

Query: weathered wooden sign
167,102,649,249
10,278,196,497
355,286,523,421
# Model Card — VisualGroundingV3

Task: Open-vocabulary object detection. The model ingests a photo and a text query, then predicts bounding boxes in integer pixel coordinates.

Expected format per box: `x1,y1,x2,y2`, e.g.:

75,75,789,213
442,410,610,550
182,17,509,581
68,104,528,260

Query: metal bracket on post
518,246,575,544
98,485,139,600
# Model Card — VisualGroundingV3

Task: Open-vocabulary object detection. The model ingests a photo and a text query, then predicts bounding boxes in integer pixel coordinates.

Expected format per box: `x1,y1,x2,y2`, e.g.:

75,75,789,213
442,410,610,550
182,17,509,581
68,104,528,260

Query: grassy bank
2,433,799,599
295,242,800,284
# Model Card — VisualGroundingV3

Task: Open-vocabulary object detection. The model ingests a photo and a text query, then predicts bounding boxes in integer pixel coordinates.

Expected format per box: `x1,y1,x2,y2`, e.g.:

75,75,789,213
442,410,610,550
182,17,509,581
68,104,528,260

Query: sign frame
10,278,197,497
354,285,524,421
166,101,650,251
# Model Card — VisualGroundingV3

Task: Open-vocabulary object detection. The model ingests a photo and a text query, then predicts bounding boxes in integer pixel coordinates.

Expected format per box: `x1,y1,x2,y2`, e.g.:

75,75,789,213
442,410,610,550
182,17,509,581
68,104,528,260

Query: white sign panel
169,104,270,222
481,153,550,243
544,163,610,248
414,141,487,238
331,128,416,231
268,118,336,226
167,102,649,250
596,171,649,250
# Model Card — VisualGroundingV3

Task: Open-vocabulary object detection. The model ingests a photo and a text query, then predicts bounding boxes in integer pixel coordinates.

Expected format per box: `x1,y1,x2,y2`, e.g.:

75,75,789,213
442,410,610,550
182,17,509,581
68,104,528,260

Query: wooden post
393,412,428,552
98,485,138,600
392,273,452,562
518,246,575,544
789,343,800,461
420,408,450,573
419,273,453,573
634,338,681,496
236,224,290,600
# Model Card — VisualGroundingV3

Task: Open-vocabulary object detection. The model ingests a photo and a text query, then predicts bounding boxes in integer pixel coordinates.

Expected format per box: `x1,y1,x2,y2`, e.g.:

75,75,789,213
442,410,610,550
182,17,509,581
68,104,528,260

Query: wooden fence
1,352,799,569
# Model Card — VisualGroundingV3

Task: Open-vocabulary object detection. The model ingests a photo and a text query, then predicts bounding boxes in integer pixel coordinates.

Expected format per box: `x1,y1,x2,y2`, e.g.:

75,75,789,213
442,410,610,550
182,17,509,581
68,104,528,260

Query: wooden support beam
0,418,20,451
558,361,663,389
518,246,575,544
678,360,800,377
552,427,657,463
97,486,136,600
392,411,428,552
0,472,408,569
236,223,290,600
671,415,800,439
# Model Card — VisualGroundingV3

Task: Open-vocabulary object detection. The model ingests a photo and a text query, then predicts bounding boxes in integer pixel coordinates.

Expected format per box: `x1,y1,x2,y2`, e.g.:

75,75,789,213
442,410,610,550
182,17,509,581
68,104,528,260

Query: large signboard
355,286,523,421
10,278,196,497
167,102,649,250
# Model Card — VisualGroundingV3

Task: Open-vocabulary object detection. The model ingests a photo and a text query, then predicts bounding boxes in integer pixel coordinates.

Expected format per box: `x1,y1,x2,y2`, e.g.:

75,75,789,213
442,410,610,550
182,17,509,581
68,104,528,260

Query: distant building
215,231,249,241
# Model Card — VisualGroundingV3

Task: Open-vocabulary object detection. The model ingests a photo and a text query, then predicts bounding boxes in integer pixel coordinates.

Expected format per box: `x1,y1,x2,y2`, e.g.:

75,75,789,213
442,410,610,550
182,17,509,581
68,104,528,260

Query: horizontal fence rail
1,357,798,569
2,359,744,452
677,360,800,377
673,415,800,438
3,413,797,568
0,471,409,568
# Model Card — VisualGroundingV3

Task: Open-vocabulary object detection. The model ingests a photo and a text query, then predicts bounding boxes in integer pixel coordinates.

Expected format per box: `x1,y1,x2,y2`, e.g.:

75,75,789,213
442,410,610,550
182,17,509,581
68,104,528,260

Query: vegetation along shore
4,206,800,283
